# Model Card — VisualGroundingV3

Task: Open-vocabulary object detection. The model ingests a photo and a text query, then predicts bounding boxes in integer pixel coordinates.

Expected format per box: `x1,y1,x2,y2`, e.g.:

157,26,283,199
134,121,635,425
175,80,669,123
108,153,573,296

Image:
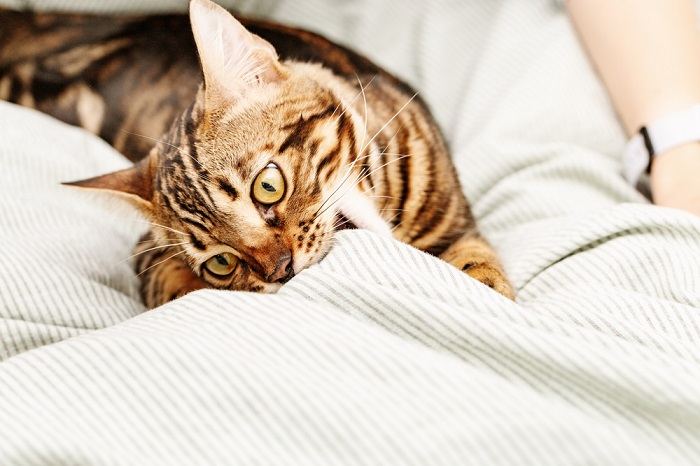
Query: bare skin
568,0,700,217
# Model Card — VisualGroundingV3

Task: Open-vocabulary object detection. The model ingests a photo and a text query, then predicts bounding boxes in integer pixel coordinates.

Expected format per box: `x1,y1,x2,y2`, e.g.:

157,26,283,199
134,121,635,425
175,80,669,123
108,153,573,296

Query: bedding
1,0,700,464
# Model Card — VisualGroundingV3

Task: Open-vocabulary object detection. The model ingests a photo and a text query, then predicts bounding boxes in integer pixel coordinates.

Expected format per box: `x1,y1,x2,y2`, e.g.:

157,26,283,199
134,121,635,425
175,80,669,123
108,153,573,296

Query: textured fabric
2,0,700,464
0,103,146,360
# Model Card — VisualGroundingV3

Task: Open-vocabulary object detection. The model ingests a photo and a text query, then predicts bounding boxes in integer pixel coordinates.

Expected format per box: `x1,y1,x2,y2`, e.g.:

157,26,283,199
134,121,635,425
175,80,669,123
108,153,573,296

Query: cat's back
1,10,197,158
0,8,414,160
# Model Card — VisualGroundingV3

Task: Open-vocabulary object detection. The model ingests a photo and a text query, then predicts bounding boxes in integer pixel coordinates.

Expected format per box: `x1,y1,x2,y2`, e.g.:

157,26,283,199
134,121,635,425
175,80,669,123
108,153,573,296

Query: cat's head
68,0,389,292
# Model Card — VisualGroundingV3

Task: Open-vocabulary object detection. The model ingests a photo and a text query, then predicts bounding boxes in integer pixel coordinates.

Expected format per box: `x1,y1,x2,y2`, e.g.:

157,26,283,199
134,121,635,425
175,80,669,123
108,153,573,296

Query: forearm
567,0,700,215
567,0,700,136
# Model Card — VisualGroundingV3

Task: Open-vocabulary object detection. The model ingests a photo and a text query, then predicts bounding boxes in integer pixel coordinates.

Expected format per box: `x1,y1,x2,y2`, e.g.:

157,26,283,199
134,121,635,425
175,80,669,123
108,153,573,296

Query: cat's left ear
189,0,286,103
62,155,155,213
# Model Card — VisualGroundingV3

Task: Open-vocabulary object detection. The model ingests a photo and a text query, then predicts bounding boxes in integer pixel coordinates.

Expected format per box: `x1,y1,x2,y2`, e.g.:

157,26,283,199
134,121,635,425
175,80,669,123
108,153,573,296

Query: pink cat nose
265,251,294,283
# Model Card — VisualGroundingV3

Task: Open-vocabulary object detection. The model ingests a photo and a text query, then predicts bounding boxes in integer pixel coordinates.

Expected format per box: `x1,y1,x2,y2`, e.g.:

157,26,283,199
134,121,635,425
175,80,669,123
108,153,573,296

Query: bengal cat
0,0,514,308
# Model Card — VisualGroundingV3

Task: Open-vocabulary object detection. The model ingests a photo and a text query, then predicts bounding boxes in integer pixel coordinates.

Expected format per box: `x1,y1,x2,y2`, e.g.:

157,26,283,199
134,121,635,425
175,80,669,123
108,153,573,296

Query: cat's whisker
315,117,408,222
377,211,402,233
312,151,374,218
313,141,385,219
122,241,191,263
140,221,189,237
310,75,377,213
330,217,354,230
136,238,157,245
335,147,409,198
315,154,411,220
312,139,377,218
351,127,401,175
137,249,187,277
386,211,402,221
315,170,380,221
353,153,412,189
331,86,365,121
354,73,370,153
318,104,407,223
331,74,376,119
135,237,183,245
329,99,344,119
365,125,402,168
312,169,352,219
121,130,203,169
314,106,397,217
126,219,188,237
313,124,403,220
358,92,418,156
150,222,187,236
336,127,404,200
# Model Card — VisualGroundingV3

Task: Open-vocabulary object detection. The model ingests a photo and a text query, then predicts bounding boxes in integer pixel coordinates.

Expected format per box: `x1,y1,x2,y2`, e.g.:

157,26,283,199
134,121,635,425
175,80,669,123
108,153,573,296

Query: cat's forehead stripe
217,179,239,201
278,104,335,154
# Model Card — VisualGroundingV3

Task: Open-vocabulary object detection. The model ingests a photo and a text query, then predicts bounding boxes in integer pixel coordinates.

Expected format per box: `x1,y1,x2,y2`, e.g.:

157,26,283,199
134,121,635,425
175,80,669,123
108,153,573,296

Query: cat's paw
439,234,515,300
460,260,515,300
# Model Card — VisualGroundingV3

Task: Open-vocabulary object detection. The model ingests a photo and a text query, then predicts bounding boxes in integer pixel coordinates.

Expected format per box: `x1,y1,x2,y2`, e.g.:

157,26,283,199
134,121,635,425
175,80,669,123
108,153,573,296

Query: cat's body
0,1,514,307
0,9,409,161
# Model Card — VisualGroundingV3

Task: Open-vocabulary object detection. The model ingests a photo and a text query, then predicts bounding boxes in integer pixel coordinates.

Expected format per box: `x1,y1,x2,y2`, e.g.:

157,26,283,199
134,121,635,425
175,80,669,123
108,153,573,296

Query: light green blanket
1,0,700,464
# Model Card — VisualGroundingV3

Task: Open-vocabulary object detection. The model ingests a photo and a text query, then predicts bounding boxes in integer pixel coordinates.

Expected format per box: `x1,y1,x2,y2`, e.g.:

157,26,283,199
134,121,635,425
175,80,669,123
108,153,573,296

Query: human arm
567,0,700,216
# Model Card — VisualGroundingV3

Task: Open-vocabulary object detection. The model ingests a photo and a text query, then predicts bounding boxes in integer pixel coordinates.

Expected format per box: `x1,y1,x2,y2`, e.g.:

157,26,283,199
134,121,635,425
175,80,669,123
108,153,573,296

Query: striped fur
0,0,513,308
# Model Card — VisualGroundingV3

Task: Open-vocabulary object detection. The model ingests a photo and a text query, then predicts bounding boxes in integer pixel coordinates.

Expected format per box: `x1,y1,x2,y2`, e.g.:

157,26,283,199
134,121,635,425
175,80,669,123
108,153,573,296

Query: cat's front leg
133,233,207,309
439,232,515,300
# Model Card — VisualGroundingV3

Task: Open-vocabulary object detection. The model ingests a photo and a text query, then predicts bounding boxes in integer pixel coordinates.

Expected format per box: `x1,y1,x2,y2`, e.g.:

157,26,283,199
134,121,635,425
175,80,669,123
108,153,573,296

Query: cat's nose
277,263,295,284
266,251,294,283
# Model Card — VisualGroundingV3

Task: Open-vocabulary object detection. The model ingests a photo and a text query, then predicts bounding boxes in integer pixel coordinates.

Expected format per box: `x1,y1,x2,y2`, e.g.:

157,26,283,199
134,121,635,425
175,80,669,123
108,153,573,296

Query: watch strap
622,104,700,184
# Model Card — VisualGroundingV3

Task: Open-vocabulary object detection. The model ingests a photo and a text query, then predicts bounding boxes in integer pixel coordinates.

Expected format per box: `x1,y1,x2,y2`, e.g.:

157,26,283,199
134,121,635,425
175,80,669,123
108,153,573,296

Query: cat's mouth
334,213,356,231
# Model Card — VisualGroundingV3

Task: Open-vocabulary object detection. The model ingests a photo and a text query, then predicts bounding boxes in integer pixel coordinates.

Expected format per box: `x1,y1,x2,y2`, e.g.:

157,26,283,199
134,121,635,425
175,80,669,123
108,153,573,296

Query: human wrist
649,142,700,213
623,103,700,186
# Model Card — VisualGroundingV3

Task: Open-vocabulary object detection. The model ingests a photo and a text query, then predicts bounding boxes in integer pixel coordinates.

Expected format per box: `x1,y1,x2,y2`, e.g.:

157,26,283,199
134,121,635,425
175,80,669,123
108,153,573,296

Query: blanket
1,0,700,464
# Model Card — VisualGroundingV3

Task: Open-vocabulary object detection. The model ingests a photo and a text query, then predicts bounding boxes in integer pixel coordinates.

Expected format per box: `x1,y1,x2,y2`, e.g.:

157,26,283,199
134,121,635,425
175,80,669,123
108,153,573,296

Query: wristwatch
623,104,700,185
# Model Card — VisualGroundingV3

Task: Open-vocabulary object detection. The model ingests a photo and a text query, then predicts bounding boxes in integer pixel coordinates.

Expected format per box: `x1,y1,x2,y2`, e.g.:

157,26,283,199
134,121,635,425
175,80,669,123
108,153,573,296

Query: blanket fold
1,0,700,464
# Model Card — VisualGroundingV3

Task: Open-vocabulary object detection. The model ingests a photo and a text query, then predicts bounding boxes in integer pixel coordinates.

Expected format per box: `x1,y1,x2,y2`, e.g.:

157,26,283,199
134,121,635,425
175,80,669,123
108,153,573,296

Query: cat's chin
262,282,283,293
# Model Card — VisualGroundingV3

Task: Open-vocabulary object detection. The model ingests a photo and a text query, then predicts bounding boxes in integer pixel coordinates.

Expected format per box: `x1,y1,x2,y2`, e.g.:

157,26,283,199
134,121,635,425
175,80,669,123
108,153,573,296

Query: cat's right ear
62,155,155,213
189,0,286,103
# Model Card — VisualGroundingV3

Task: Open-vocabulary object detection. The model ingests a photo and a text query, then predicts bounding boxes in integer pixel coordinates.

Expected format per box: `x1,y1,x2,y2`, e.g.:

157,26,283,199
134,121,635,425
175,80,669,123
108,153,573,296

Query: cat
0,0,514,308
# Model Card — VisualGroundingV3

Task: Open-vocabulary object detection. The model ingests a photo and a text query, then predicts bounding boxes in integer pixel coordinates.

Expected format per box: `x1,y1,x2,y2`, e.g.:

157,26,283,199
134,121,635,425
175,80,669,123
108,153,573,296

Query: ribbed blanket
1,0,700,464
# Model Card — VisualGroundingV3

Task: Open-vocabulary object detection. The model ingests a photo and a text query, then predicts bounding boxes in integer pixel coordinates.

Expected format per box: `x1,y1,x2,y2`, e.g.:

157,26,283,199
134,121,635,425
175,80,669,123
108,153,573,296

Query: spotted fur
0,0,514,308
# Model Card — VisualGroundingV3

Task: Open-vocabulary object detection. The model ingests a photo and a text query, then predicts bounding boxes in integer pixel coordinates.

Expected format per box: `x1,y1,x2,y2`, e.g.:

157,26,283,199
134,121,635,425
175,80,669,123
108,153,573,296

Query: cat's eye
252,163,285,204
204,252,238,277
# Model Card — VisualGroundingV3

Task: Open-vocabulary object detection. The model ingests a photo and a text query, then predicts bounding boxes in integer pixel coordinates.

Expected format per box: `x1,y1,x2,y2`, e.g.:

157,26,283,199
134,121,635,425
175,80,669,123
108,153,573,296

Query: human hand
650,142,700,217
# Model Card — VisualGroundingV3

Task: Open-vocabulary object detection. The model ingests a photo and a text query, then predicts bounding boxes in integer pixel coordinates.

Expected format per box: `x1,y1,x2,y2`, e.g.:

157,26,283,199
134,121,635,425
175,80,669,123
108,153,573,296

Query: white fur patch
338,187,391,237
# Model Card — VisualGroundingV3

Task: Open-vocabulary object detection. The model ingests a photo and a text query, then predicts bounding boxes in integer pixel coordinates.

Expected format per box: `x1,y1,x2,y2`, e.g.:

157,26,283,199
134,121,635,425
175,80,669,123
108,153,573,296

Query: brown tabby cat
0,0,514,308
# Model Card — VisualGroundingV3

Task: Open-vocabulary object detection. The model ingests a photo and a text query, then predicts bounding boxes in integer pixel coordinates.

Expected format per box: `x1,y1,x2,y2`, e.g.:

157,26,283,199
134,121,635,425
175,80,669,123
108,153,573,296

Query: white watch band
622,104,700,185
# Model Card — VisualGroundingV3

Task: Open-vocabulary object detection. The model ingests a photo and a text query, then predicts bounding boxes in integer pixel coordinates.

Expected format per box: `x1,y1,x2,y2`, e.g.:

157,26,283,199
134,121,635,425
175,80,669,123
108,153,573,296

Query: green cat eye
252,163,285,205
204,252,238,277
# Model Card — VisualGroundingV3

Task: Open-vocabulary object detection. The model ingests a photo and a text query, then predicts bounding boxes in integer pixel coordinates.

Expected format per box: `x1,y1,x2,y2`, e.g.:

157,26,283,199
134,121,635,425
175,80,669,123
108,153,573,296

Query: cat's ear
63,155,155,212
189,0,286,103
